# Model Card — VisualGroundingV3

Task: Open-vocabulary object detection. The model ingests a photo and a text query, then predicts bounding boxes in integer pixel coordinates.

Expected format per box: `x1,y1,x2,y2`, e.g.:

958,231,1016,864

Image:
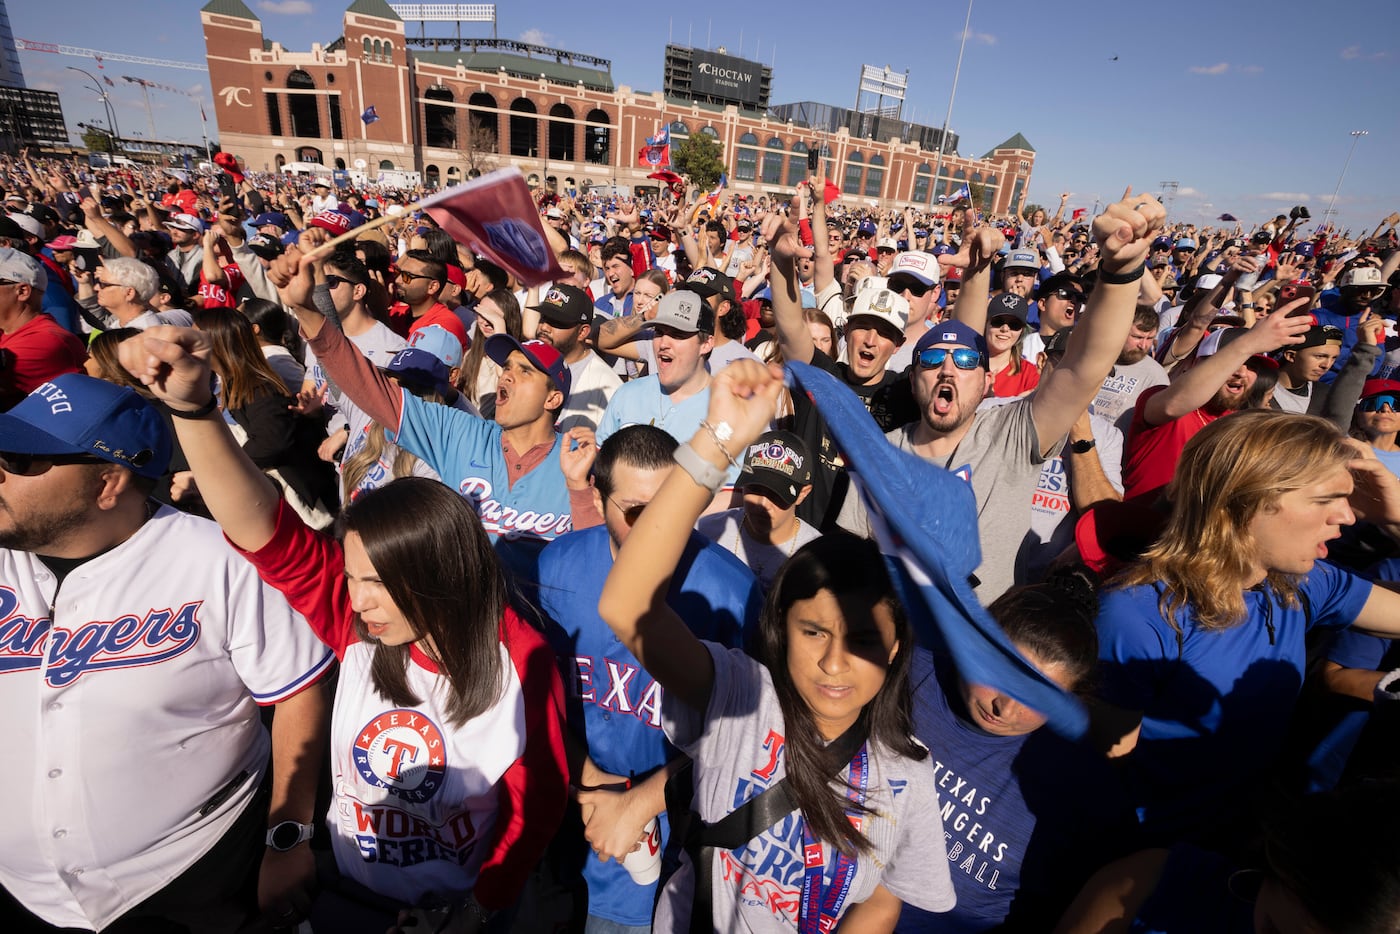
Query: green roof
201,0,258,19
413,49,613,91
662,95,765,119
983,132,1035,157
346,0,401,21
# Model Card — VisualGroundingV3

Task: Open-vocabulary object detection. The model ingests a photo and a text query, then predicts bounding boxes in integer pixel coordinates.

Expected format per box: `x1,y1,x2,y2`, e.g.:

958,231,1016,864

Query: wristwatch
1069,438,1096,454
266,820,314,852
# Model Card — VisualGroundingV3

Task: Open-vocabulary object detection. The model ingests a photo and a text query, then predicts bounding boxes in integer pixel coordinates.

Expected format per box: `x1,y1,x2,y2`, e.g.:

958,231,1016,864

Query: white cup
619,817,662,885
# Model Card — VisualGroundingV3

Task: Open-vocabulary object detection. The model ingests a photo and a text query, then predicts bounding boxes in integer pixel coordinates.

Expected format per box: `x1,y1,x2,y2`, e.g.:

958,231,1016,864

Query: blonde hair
340,423,422,499
1113,411,1353,632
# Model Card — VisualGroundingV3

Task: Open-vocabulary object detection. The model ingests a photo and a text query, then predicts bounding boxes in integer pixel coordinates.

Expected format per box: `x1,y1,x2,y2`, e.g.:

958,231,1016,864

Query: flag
360,105,380,125
1071,208,1086,221
954,184,971,201
648,123,670,148
637,142,670,168
200,101,207,123
706,173,727,209
103,76,114,88
419,168,567,288
94,54,103,70
647,169,685,198
823,178,841,204
784,360,1090,739
1219,213,1238,222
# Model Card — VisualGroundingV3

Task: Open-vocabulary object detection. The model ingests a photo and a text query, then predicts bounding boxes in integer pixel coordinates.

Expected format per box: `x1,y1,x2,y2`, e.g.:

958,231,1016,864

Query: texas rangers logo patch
353,708,448,803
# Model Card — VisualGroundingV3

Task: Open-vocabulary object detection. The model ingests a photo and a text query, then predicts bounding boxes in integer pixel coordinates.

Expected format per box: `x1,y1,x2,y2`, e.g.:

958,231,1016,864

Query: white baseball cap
846,288,910,341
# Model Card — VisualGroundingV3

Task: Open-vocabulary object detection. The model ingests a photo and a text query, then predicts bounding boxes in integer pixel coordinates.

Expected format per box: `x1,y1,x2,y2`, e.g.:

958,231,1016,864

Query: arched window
378,159,394,170
425,164,440,187
334,157,346,170
735,132,758,182
787,141,809,187
424,85,455,149
382,41,393,62
761,137,783,185
467,91,498,152
700,125,719,141
296,146,322,164
668,120,689,138
275,154,286,170
372,39,382,62
585,108,610,165
864,153,884,199
912,164,933,203
286,70,320,138
843,153,864,195
446,166,461,185
509,98,537,157
548,103,575,162
363,38,372,60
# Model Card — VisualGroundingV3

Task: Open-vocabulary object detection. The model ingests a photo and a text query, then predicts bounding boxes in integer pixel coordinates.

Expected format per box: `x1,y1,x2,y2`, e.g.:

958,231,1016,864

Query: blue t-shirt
534,525,761,925
1096,563,1372,835
1129,844,1250,934
897,650,1132,933
391,387,574,540
594,376,741,486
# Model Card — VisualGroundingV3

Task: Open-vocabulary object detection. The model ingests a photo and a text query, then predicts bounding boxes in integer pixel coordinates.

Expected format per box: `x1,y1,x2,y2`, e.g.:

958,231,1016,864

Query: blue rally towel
785,360,1088,738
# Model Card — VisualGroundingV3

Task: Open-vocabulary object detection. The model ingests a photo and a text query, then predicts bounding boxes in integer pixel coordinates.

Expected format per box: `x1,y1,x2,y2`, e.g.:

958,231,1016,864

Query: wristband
164,397,219,420
1098,263,1146,285
699,419,741,469
673,442,727,494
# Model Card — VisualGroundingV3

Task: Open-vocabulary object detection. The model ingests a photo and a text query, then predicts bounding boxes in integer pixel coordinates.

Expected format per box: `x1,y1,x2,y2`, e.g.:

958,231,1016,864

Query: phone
1282,283,1316,310
806,149,820,173
217,172,237,202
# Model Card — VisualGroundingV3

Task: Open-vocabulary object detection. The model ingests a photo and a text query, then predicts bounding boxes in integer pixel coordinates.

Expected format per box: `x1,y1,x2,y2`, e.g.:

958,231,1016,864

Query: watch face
270,821,304,850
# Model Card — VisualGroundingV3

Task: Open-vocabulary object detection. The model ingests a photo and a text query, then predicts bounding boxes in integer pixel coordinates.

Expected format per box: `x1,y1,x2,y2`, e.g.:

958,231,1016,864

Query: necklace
734,517,799,580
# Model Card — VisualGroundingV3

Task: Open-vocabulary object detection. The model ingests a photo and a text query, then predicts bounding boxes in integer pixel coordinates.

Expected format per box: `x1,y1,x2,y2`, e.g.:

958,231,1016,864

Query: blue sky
14,0,1399,233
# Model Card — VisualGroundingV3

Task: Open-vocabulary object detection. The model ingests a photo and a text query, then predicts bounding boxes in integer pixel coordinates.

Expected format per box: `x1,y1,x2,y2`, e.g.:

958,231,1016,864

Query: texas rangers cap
987,292,1030,328
739,430,812,508
307,210,352,237
163,213,205,233
914,319,988,363
381,348,455,397
250,211,290,230
485,335,571,401
406,323,465,368
1002,248,1040,271
650,290,716,335
886,251,941,287
0,374,171,480
529,284,592,327
679,267,738,306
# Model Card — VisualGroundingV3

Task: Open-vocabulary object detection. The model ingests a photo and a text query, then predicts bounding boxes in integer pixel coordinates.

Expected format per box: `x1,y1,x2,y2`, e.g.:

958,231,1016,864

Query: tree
465,124,498,178
671,133,724,191
82,128,113,153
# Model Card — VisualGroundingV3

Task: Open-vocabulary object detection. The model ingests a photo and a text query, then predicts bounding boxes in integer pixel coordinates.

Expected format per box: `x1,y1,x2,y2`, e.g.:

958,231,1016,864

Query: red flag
637,143,670,168
1071,208,1087,221
419,168,567,288
823,178,841,204
647,169,685,198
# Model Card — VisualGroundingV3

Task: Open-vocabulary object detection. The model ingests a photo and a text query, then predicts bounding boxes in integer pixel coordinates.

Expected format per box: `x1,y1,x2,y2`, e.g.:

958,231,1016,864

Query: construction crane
16,39,204,72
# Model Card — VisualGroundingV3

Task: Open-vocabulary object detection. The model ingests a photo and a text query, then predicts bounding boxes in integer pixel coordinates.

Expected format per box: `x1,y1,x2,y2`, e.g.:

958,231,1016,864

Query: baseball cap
1195,327,1279,369
0,374,171,480
1250,231,1273,245
1292,242,1316,258
164,213,205,233
648,223,672,241
738,430,812,508
8,213,43,238
1174,237,1197,250
545,206,565,220
1002,248,1040,271
1151,236,1173,250
1361,379,1400,400
846,288,910,343
307,210,352,237
407,323,465,369
841,248,870,265
250,211,289,230
44,235,78,251
886,251,941,287
876,238,899,253
943,267,963,284
1195,273,1224,291
246,233,284,260
679,267,738,306
1038,272,1085,299
530,284,592,328
914,319,988,362
312,180,331,190
857,220,878,237
485,335,571,400
987,292,1030,327
1293,325,1344,351
1341,266,1386,289
382,348,455,397
0,247,48,291
650,290,715,335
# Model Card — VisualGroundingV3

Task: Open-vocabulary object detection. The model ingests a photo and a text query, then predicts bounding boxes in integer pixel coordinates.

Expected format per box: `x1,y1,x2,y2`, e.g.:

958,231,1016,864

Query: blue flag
955,184,972,201
360,105,380,125
784,360,1089,738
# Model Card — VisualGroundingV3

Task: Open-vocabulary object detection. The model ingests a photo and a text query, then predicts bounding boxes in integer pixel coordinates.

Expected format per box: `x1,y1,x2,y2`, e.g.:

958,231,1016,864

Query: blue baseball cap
857,220,878,237
0,374,171,480
381,348,454,397
914,319,988,363
407,323,465,368
1174,237,1197,250
250,211,289,230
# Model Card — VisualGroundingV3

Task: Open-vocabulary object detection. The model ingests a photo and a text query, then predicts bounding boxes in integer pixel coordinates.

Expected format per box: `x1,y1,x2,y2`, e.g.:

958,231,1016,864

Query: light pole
930,0,974,209
67,66,121,153
1323,130,1368,229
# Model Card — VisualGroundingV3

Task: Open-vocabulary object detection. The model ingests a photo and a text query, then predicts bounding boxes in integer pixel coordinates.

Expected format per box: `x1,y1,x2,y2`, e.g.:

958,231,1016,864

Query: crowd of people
4,144,1400,934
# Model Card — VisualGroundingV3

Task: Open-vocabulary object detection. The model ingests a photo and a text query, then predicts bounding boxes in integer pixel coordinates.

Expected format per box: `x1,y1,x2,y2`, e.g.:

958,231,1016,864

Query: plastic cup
619,817,662,885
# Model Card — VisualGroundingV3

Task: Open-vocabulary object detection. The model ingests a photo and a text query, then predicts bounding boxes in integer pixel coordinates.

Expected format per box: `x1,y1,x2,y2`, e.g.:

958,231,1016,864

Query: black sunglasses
325,274,365,290
0,451,108,477
889,277,934,297
1048,288,1085,304
607,495,648,525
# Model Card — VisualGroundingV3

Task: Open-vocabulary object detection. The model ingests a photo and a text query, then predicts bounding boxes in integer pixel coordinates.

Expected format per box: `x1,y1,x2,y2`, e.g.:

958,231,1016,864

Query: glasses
917,347,983,371
1049,288,1085,304
988,316,1025,330
606,495,649,525
325,274,362,290
0,451,107,477
95,279,123,290
397,269,437,284
889,278,933,297
1361,394,1400,413
877,247,897,255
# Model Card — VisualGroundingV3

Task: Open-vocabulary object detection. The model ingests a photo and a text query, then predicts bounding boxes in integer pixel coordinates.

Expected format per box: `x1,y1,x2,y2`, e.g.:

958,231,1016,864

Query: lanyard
797,744,869,934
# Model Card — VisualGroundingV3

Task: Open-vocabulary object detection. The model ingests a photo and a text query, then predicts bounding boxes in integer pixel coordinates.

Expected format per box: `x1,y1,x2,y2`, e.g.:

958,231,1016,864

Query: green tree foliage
671,133,725,191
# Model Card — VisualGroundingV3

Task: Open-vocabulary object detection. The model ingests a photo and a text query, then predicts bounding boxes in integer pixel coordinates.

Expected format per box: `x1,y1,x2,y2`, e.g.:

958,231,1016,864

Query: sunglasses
917,347,983,370
0,451,107,477
1049,288,1085,304
889,277,933,297
606,495,648,525
325,274,363,290
989,316,1025,330
397,269,436,284
1361,394,1400,413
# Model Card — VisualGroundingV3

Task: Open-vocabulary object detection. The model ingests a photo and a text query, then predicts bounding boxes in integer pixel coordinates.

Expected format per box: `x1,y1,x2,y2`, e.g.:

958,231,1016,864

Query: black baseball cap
679,267,737,306
529,284,592,327
739,430,812,508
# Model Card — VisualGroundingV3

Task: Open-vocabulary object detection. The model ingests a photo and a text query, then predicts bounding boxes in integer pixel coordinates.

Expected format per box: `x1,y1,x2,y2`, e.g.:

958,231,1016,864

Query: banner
690,49,762,106
418,168,567,288
637,143,670,168
361,105,380,125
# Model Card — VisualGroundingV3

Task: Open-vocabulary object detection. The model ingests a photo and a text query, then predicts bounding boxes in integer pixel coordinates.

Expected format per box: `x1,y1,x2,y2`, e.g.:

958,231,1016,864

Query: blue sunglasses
1361,394,1400,413
917,347,984,371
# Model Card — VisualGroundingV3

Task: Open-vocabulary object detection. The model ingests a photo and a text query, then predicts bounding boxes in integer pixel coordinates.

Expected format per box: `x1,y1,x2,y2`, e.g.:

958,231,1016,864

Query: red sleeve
230,497,358,656
569,486,604,530
474,607,569,910
0,317,86,408
798,218,814,248
628,237,654,278
305,318,406,430
407,304,469,351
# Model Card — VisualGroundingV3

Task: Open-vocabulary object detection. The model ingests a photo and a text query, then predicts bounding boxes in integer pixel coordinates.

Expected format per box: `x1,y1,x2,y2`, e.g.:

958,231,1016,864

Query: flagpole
199,99,212,167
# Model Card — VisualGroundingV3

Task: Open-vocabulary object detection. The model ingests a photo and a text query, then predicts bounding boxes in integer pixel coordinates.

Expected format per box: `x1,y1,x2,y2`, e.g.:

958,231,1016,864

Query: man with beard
383,249,469,350
1091,307,1170,436
1121,313,1312,500
836,190,1170,600
531,284,620,432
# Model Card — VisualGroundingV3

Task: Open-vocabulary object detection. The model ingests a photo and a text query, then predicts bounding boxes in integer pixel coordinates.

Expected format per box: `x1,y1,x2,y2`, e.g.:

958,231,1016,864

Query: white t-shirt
695,509,822,590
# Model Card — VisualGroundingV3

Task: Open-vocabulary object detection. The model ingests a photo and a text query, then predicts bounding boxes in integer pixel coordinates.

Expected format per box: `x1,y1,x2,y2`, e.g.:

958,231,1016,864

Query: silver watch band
673,442,727,493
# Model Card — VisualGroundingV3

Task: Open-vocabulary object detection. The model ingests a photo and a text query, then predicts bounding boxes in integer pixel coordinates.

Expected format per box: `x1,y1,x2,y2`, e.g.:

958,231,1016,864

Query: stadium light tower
1323,130,1368,226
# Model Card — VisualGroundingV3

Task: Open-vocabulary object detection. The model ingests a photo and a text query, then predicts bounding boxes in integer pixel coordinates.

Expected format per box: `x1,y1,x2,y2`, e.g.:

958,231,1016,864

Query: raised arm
810,179,836,294
761,210,815,364
947,222,1008,334
597,360,784,713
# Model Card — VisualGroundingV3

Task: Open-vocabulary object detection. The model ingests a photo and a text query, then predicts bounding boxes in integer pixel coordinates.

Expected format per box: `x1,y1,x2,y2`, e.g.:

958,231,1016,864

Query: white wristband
673,442,727,494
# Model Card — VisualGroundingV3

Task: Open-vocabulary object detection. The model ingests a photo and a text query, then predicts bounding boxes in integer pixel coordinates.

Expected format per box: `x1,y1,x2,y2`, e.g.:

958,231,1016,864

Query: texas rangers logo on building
353,708,448,803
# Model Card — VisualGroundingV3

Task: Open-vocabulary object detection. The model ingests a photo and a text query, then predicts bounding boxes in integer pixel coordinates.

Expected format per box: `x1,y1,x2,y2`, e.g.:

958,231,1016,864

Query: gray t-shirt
695,509,822,591
305,321,406,432
658,644,955,932
1021,412,1123,583
1091,357,1169,438
836,399,1056,601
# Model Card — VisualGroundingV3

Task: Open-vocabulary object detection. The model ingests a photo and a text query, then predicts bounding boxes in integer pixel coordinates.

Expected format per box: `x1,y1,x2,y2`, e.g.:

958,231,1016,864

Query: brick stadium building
201,0,1036,212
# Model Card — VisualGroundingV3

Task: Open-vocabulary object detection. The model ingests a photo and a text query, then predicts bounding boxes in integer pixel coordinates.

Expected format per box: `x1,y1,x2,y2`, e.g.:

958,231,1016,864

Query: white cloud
1342,45,1361,60
258,0,313,14
1176,187,1204,198
1239,64,1264,74
1341,45,1388,61
953,29,997,45
519,28,554,46
1188,62,1230,75
1257,192,1313,202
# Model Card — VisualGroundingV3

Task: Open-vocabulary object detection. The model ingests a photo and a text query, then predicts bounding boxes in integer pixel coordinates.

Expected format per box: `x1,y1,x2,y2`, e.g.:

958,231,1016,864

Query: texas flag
360,105,380,125
784,359,1090,739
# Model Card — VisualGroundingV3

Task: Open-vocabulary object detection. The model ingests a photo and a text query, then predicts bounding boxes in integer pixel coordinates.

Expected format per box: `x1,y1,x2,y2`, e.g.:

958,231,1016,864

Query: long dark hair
192,307,287,410
337,478,506,727
988,567,1100,693
755,534,923,856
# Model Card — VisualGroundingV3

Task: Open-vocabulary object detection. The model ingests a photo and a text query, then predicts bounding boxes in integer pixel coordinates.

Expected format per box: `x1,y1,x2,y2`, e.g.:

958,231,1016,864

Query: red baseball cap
485,336,571,402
